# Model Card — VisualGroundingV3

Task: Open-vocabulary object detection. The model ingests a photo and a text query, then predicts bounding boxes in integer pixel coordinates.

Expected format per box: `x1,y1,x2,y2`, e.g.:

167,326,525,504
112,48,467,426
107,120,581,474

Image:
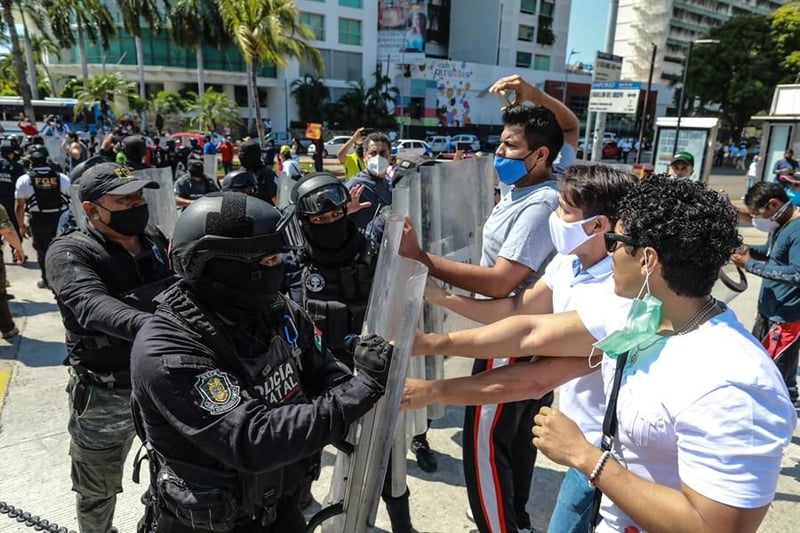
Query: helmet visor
296,184,349,216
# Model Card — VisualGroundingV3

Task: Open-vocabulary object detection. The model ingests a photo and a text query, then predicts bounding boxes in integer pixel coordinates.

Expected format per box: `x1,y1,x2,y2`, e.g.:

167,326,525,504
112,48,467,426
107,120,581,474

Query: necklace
674,297,718,336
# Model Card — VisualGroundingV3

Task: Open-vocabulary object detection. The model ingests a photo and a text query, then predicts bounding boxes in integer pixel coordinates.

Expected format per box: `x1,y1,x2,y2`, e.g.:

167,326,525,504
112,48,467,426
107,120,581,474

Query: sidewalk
1,192,798,532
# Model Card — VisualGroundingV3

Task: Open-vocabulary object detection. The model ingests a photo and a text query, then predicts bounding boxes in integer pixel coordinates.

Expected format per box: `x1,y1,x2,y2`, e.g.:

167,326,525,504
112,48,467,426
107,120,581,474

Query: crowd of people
0,72,797,533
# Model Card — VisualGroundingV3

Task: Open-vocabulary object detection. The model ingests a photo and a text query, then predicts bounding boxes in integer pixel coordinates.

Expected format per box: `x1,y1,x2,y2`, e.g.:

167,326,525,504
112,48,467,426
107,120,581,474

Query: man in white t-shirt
532,176,796,533
405,164,635,533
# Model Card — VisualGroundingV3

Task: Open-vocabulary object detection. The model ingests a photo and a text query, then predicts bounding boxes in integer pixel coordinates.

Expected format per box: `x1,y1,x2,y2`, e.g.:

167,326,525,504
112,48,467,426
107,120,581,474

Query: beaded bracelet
588,450,613,487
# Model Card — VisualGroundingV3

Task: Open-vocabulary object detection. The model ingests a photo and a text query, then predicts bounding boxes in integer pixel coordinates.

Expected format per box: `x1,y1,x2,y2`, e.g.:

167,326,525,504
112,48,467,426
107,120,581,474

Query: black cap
123,135,147,158
79,162,159,202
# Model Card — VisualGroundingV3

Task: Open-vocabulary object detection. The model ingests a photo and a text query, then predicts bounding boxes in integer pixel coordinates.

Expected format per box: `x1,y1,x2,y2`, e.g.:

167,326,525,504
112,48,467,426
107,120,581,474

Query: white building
614,0,786,83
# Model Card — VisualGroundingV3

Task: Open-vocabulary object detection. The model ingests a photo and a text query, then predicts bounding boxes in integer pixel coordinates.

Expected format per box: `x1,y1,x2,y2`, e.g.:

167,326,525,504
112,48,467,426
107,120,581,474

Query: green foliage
685,10,798,137
771,2,800,75
170,0,230,49
46,0,115,51
70,72,137,128
291,75,330,124
189,88,241,132
325,66,399,130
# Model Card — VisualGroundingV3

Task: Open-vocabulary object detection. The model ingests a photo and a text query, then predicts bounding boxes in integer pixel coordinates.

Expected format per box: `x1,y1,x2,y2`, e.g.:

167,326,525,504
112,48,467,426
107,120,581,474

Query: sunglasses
604,232,644,254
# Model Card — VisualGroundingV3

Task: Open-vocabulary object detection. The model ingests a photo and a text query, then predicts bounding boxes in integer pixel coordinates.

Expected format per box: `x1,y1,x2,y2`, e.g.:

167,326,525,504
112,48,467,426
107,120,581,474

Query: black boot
384,489,417,533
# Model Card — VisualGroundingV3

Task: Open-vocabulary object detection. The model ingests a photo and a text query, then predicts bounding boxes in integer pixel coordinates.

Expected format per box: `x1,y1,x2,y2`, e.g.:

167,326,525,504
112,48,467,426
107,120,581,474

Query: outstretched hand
347,183,372,215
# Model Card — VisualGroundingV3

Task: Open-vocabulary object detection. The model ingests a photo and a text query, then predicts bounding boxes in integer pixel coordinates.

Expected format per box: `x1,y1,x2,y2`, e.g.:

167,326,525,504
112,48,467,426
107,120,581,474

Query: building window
537,15,555,45
534,54,550,70
518,24,535,42
338,17,362,45
516,51,532,68
339,0,362,7
520,0,536,14
299,12,325,41
540,1,555,17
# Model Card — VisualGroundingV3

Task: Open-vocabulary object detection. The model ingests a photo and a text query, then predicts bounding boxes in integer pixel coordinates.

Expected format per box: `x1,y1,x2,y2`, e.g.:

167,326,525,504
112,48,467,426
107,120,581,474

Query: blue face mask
787,188,800,206
494,152,533,185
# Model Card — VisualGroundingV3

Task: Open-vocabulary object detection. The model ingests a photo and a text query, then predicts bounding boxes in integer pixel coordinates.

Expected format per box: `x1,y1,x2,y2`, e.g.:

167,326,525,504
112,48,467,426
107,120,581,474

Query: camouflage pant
67,370,135,533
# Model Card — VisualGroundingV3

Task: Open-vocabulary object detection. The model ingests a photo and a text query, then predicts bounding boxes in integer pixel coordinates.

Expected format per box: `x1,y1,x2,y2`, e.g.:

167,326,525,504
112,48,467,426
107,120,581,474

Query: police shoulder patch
313,324,323,352
194,369,241,415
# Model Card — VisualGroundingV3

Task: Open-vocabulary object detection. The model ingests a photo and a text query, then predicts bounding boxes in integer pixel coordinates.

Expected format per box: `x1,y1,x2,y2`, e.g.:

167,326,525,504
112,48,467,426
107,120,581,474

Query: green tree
150,89,190,134
0,0,34,118
47,0,115,80
771,2,800,76
189,88,241,133
685,14,786,138
326,80,368,130
365,65,399,129
170,0,230,96
218,0,323,140
71,72,136,130
290,74,329,124
326,68,399,130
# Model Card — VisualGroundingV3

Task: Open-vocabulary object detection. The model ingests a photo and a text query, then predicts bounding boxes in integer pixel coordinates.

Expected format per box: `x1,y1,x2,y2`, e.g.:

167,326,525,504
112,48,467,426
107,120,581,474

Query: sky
567,0,611,68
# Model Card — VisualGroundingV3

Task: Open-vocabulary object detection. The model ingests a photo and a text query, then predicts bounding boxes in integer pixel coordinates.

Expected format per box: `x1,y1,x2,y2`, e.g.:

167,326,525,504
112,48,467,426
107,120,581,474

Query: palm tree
189,88,241,133
1,0,34,118
290,74,330,124
72,72,136,130
47,0,115,80
150,89,190,134
16,0,50,100
30,35,60,97
116,0,164,117
218,0,323,141
170,0,230,96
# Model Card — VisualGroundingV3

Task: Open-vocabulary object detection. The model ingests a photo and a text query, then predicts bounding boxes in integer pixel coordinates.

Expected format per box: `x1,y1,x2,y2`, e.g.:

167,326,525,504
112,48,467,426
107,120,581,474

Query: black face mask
301,216,351,250
95,202,150,236
197,259,285,322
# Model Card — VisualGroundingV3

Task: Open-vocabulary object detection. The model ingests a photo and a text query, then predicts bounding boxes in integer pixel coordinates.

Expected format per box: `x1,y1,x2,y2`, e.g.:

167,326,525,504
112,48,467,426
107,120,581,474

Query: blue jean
547,467,595,533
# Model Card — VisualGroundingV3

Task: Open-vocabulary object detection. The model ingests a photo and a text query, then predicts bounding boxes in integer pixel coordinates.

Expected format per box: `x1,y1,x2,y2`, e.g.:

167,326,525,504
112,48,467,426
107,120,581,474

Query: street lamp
672,38,719,156
562,49,580,103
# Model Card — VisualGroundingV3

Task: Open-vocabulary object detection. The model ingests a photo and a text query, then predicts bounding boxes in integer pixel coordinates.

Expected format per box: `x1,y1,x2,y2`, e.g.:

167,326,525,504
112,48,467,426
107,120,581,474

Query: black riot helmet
291,172,350,217
238,139,263,170
221,169,258,195
28,144,49,166
171,192,304,284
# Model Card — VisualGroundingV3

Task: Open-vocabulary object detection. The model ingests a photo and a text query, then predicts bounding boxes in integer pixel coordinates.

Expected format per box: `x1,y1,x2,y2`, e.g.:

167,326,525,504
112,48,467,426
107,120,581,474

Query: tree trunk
77,21,89,81
135,34,147,128
196,45,205,96
246,61,254,135
20,13,38,99
2,0,34,120
251,59,264,142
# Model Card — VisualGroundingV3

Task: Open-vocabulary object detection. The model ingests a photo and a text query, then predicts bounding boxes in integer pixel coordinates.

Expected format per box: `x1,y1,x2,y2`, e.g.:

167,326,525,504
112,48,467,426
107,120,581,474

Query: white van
426,135,448,153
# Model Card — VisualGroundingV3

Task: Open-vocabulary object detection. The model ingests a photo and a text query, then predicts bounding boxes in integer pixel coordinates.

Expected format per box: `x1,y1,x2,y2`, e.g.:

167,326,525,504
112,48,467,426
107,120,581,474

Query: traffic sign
588,81,641,114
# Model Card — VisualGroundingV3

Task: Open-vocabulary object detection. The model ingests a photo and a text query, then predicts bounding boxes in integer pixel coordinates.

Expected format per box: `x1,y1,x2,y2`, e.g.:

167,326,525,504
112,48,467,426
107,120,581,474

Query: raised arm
337,127,364,164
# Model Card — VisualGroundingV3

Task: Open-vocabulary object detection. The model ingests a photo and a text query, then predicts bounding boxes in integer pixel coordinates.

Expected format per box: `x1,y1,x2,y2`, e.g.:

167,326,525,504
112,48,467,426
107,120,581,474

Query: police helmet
69,155,108,184
170,192,304,283
28,144,49,164
221,170,258,193
0,141,14,154
290,172,350,217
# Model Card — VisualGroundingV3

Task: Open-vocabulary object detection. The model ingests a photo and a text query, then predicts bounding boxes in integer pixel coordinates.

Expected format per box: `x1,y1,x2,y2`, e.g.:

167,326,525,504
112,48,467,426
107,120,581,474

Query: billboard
588,81,640,114
378,0,427,65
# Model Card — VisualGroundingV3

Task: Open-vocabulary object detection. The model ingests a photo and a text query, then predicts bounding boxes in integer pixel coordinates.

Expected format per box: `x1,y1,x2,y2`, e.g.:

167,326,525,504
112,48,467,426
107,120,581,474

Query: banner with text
588,81,641,114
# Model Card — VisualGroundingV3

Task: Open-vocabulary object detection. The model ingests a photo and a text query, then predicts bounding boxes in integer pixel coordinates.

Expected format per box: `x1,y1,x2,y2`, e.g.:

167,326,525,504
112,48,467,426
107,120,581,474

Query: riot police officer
174,157,219,208
287,173,416,533
0,141,25,236
45,162,175,533
220,169,258,196
130,192,394,532
14,144,70,288
238,139,278,204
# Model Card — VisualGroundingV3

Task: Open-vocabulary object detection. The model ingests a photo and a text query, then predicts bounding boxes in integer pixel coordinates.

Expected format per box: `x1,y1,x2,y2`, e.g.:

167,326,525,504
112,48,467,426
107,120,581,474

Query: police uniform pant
30,211,61,283
463,358,554,533
0,252,15,333
67,370,136,533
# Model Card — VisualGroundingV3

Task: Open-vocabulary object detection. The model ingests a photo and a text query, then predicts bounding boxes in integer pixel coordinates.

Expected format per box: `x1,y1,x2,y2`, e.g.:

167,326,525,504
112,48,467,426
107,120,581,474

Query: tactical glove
352,334,394,392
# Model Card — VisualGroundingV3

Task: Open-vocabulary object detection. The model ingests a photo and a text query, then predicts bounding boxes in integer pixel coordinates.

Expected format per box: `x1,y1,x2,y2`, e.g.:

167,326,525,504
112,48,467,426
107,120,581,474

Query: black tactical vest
27,167,67,213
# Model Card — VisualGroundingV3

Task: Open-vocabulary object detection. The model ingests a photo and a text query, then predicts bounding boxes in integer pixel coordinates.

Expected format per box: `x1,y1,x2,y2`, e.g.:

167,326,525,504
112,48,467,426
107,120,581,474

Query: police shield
68,167,178,237
203,154,218,180
43,136,65,169
319,216,427,533
276,169,295,208
393,155,495,428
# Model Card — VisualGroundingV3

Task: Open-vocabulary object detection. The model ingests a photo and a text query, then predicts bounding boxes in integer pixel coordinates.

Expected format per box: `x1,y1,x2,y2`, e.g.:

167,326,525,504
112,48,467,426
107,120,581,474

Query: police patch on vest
305,272,326,292
313,324,323,352
194,369,241,415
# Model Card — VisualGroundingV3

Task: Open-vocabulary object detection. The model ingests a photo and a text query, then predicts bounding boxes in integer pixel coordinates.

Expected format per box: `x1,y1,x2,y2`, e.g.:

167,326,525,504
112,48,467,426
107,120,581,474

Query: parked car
308,135,352,158
169,131,224,148
450,133,481,152
482,134,502,152
392,139,433,157
294,138,315,155
576,140,620,160
265,131,292,146
426,135,449,153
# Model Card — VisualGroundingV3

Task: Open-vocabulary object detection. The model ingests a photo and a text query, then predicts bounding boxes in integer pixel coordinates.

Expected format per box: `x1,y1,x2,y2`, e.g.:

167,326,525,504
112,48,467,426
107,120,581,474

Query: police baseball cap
670,151,694,167
79,162,159,202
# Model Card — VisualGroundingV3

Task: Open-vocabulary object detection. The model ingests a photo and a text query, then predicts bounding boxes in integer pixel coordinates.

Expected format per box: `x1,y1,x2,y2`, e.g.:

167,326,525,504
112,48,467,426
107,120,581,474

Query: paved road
0,171,797,533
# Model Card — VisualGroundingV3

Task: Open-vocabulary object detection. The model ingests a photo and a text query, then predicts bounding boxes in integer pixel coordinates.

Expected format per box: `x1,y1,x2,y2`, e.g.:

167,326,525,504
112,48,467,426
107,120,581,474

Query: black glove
352,334,394,391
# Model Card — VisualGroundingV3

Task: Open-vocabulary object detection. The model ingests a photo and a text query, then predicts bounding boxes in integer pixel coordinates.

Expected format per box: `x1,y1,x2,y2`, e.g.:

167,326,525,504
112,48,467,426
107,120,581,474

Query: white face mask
548,211,599,255
366,155,389,177
751,201,790,233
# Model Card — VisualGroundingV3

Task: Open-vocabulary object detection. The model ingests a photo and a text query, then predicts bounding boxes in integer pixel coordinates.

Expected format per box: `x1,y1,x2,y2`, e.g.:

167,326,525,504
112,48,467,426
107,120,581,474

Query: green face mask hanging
593,260,663,359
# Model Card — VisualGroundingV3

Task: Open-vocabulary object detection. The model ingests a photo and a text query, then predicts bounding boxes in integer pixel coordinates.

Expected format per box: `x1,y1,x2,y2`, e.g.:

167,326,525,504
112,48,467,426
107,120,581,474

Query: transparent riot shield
203,154,218,181
393,155,495,429
276,170,295,208
67,167,178,237
317,217,427,533
43,136,66,168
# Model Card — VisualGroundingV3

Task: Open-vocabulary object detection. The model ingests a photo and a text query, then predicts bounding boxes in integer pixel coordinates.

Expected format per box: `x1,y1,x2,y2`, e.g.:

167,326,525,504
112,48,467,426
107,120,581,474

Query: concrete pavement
0,171,798,532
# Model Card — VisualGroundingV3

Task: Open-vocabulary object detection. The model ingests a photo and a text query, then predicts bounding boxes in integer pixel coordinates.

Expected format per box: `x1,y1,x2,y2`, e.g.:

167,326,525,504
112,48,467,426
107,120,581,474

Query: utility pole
590,0,619,162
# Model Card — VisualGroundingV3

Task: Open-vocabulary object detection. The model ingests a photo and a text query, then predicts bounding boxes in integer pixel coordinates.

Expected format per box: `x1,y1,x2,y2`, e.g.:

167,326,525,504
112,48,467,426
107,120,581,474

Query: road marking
0,369,10,413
